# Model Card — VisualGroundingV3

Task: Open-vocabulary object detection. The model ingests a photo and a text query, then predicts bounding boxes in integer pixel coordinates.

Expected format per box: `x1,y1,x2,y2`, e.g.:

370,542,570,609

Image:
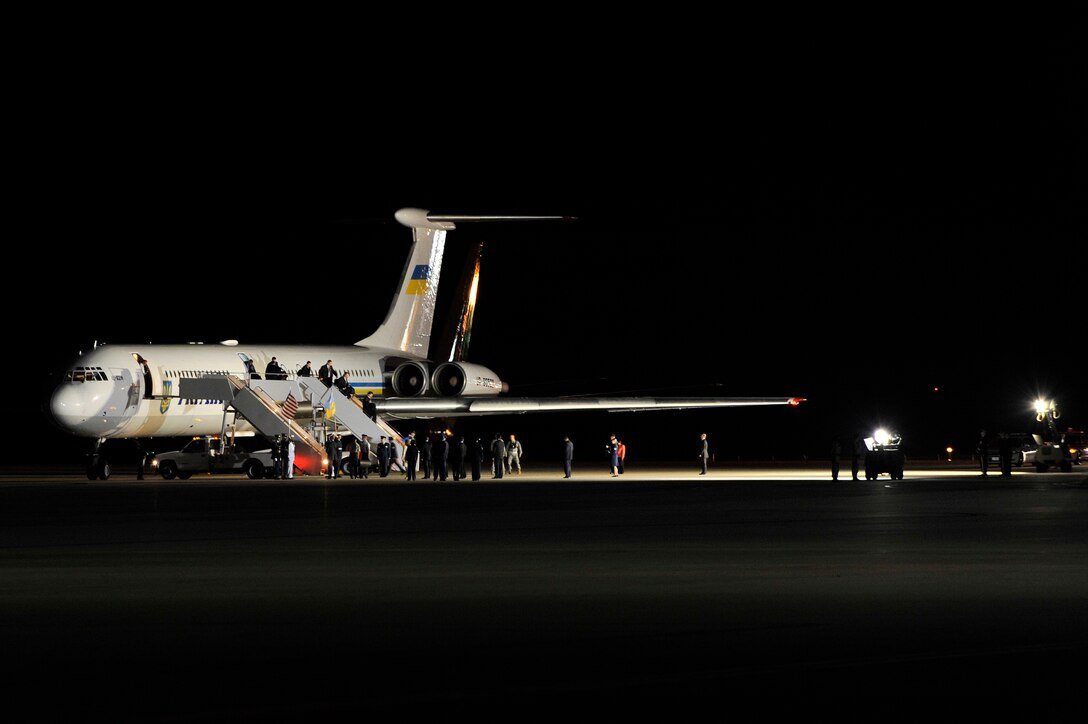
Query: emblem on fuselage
160,380,172,414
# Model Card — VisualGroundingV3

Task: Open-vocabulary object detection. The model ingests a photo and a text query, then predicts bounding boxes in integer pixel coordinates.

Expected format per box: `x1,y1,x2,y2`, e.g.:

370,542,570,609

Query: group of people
829,435,869,481
605,435,627,476
269,433,296,479
258,428,731,480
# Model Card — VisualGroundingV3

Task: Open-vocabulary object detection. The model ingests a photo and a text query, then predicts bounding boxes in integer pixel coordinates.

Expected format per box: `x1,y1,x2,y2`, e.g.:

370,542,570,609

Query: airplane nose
49,384,91,433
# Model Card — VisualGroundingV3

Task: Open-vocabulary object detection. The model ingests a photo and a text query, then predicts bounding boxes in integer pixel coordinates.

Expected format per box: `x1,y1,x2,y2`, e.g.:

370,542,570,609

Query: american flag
281,392,298,420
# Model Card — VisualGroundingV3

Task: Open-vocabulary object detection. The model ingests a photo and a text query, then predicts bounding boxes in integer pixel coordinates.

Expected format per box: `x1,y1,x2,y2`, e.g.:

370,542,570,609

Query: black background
10,23,1084,467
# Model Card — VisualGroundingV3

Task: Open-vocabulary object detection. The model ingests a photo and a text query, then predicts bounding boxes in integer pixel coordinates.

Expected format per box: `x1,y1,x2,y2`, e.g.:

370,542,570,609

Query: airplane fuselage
49,343,407,439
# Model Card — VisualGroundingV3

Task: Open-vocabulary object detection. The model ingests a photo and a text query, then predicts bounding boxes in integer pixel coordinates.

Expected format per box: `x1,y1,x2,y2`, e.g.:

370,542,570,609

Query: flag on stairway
321,384,337,419
282,391,298,421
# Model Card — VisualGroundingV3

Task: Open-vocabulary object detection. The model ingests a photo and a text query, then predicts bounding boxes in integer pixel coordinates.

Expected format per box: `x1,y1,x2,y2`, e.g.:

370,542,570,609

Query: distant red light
933,387,939,392
788,397,805,406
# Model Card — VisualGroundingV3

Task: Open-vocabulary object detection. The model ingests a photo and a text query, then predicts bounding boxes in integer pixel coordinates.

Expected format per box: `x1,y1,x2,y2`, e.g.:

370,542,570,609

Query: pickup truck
151,437,275,479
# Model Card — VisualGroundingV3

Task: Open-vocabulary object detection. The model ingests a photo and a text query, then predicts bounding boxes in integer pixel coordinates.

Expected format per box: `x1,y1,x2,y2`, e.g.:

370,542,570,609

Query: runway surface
2,463,1086,719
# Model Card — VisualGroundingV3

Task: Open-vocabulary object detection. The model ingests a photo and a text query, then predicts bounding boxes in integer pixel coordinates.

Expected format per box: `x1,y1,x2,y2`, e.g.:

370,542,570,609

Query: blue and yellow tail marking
405,265,430,295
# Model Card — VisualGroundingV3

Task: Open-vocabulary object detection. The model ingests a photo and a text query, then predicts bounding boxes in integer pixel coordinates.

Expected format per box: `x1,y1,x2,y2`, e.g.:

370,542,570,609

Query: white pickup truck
151,437,275,479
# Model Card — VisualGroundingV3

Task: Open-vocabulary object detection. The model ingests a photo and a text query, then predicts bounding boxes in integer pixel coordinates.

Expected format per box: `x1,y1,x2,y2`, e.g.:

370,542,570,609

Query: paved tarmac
2,462,1086,719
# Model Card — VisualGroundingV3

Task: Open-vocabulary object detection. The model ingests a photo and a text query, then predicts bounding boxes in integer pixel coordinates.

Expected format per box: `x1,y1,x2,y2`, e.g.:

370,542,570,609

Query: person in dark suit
358,434,371,479
852,433,866,480
346,437,360,479
563,436,574,478
325,434,341,479
377,436,391,478
265,357,287,380
454,437,467,480
697,433,709,475
404,436,419,480
297,361,313,377
491,434,506,479
976,429,989,476
998,432,1012,478
271,434,284,479
421,435,432,479
471,438,484,481
830,437,841,481
436,435,449,481
362,391,377,422
318,360,336,387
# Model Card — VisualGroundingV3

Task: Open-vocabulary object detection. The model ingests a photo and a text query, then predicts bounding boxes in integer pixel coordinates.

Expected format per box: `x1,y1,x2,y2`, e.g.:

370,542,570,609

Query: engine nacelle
391,361,431,397
431,362,507,397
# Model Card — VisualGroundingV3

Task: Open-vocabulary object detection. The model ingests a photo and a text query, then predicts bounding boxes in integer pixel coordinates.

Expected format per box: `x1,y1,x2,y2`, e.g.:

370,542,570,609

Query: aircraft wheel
86,464,97,480
98,460,111,480
244,460,264,480
1015,451,1024,467
160,461,178,480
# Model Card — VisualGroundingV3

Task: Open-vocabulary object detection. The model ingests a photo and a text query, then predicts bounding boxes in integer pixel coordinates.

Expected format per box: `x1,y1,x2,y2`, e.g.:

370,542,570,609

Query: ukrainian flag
405,265,430,295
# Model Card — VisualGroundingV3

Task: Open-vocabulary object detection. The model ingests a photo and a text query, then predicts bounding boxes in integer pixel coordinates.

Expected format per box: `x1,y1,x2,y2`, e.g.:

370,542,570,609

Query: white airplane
49,208,803,477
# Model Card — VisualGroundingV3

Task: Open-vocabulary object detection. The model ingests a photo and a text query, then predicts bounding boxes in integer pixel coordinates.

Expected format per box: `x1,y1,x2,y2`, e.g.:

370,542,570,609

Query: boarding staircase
179,375,326,476
296,379,405,466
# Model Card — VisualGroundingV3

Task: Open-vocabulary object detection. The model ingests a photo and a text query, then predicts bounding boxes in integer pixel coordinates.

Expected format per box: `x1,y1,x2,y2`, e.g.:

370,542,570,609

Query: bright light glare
1035,399,1050,414
874,429,890,446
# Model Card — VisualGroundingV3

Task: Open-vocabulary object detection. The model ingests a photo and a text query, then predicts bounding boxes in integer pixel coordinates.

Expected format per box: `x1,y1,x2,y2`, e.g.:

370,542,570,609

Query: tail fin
355,208,569,356
354,208,453,355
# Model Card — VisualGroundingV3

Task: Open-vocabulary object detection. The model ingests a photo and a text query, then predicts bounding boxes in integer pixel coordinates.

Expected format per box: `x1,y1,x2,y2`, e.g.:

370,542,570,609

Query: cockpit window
65,367,107,382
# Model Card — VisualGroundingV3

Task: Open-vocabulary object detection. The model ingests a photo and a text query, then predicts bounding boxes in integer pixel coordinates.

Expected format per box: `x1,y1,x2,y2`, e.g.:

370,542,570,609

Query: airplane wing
378,397,805,419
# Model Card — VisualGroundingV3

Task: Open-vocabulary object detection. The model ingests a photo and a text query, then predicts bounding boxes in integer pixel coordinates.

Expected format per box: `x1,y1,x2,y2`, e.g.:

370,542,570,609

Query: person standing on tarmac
452,436,466,480
271,434,284,479
472,437,484,481
976,429,989,476
346,436,360,479
697,433,709,476
377,436,391,478
617,438,626,474
421,435,432,479
359,434,371,479
506,434,523,475
998,432,1012,478
491,434,506,479
830,437,841,481
285,436,295,479
607,435,620,477
404,436,418,480
325,434,341,479
852,433,866,480
436,434,449,481
563,436,574,478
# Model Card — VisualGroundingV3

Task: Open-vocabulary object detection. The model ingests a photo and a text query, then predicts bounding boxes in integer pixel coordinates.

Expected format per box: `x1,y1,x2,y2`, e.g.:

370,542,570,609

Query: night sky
12,29,1084,466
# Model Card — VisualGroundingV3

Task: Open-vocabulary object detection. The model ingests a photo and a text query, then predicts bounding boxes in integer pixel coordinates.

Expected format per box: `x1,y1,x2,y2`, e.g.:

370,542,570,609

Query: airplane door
103,367,140,434
237,352,261,379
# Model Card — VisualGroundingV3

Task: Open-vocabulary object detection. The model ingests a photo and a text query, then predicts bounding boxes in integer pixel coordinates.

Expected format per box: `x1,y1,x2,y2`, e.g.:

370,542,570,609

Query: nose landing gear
86,437,111,480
